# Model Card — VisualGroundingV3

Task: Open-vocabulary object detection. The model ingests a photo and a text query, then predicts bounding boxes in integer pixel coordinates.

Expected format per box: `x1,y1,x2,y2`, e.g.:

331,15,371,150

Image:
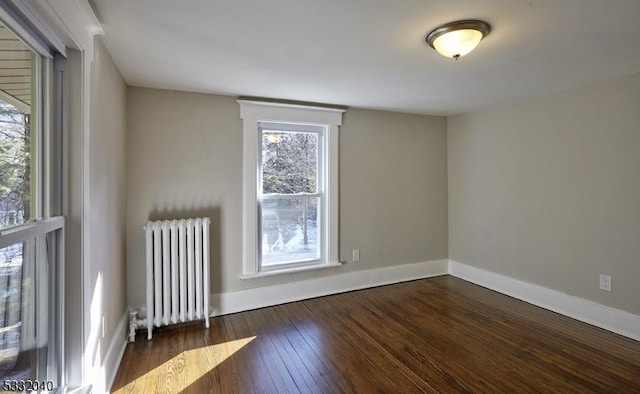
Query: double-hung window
238,101,344,277
259,122,324,267
0,8,65,390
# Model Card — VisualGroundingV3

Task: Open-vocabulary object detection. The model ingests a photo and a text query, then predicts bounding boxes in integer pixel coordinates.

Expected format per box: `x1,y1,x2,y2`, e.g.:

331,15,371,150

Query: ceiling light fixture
426,19,491,60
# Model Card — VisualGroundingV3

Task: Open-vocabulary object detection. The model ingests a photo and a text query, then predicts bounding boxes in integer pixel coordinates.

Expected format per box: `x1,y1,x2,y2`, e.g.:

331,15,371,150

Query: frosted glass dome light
427,20,491,60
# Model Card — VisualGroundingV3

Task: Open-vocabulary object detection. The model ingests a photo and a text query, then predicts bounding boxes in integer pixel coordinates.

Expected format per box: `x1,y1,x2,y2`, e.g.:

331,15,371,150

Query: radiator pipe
128,309,148,342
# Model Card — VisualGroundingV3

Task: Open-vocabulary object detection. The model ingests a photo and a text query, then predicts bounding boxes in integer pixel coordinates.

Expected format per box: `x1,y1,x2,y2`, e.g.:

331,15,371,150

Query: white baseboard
105,310,128,393
448,260,640,342
134,257,639,344
209,259,449,316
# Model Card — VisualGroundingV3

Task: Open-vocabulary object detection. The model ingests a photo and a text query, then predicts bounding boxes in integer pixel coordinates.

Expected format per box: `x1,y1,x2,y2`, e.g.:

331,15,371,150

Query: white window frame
258,122,325,269
238,100,344,278
0,5,66,387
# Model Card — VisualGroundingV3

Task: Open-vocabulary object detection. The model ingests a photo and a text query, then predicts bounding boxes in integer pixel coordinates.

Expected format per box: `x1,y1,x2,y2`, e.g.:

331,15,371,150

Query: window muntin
258,123,325,269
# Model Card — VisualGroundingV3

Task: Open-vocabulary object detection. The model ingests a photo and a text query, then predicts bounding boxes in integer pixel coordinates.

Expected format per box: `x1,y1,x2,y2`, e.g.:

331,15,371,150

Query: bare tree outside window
0,101,31,229
0,100,31,379
261,129,321,265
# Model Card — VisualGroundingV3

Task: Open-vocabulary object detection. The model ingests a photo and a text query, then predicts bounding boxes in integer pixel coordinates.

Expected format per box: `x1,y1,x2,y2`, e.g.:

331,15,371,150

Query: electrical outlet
599,274,612,292
352,249,360,262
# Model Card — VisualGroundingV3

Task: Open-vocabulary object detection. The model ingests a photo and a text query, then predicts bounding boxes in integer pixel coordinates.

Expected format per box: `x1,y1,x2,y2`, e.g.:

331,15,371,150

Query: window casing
238,101,344,277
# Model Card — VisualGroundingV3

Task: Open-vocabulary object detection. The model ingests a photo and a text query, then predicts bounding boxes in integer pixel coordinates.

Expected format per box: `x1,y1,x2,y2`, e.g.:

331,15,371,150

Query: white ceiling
91,0,640,116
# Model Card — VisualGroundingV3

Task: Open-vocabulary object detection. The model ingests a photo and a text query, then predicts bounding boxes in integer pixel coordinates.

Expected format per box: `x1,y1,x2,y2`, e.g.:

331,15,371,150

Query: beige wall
89,36,127,360
448,72,640,315
340,109,448,267
125,87,448,308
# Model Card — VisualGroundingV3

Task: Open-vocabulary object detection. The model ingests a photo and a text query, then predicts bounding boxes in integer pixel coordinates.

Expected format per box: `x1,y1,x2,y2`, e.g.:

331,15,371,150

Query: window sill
240,261,343,280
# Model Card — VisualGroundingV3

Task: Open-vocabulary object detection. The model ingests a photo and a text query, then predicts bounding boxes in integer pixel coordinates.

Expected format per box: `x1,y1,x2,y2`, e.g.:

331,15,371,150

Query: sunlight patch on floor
114,336,256,393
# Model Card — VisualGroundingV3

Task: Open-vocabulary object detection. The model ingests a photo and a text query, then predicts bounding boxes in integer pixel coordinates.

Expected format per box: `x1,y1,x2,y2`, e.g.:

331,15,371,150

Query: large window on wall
238,101,344,277
0,13,64,391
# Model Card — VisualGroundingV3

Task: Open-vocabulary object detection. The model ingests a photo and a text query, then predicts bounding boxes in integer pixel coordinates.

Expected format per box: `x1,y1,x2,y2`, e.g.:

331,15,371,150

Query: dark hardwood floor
112,276,640,393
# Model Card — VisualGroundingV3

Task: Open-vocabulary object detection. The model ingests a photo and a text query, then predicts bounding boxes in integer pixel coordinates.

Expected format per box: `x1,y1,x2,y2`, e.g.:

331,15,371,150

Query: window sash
258,123,326,269
258,121,326,134
0,8,65,387
259,194,324,268
0,216,63,249
0,217,63,385
258,124,325,195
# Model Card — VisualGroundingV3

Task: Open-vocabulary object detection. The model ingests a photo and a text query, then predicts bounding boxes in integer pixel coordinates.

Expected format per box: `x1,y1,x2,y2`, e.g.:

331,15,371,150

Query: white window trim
238,100,344,278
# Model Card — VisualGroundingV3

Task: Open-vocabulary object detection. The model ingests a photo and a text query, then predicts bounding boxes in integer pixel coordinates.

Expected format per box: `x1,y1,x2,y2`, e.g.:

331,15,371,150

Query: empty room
0,0,638,393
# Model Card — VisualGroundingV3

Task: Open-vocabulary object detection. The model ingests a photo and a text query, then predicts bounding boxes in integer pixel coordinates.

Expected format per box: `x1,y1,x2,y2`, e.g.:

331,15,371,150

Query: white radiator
144,217,210,340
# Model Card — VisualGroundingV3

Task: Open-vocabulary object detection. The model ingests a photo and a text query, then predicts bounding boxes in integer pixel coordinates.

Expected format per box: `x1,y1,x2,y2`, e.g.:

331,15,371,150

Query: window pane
0,236,49,382
261,196,320,266
0,23,37,229
0,242,24,378
262,130,318,194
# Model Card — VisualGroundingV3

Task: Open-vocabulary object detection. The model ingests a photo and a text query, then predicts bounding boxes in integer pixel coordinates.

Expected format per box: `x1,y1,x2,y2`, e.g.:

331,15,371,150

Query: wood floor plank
218,315,261,393
113,276,640,393
271,305,344,392
304,293,435,393
164,327,184,393
111,339,150,392
232,310,296,393
248,307,318,392
290,298,414,392
182,325,213,393
274,303,357,393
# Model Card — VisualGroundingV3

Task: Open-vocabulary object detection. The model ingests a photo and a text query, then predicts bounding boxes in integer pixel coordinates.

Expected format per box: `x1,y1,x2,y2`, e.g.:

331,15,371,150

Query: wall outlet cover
599,274,612,292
